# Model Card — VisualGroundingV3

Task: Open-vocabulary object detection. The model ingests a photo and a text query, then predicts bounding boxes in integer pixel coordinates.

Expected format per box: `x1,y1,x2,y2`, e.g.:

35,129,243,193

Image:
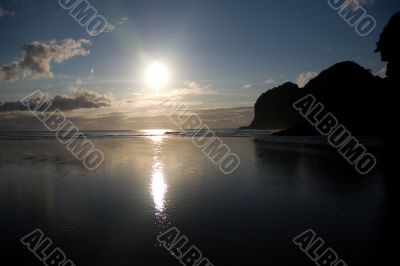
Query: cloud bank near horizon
0,89,112,112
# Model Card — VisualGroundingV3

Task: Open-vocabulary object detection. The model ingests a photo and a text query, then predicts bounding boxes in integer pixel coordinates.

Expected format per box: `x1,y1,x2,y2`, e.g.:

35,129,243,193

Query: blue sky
0,0,399,129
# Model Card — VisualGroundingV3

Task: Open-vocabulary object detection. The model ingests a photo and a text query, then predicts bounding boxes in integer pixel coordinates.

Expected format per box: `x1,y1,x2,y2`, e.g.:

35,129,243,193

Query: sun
145,62,169,90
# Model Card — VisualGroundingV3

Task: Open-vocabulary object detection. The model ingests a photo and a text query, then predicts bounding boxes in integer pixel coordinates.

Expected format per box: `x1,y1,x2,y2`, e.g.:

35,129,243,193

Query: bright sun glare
145,62,169,90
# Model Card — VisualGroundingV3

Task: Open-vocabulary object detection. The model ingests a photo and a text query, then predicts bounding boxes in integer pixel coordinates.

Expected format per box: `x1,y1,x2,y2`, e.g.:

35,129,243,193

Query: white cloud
104,17,128,33
170,81,218,96
374,65,387,78
0,39,91,82
243,84,252,89
263,79,276,85
104,23,116,33
297,71,319,87
115,17,128,25
0,6,14,17
68,85,79,93
87,68,95,80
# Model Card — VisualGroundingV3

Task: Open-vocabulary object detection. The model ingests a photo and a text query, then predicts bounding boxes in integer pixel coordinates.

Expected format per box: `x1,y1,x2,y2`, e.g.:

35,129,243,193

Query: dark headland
242,12,399,137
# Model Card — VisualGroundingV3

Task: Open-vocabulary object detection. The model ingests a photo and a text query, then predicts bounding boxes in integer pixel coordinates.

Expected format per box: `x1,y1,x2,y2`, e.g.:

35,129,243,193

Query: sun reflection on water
149,132,168,223
151,160,167,213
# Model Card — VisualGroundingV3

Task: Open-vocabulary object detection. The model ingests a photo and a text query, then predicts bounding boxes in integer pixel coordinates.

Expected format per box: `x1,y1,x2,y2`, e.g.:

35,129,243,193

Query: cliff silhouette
375,12,400,81
244,12,399,136
241,82,303,130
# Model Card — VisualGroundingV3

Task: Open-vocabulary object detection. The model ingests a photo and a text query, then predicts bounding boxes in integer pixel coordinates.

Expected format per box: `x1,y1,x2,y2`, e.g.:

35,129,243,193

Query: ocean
0,131,390,265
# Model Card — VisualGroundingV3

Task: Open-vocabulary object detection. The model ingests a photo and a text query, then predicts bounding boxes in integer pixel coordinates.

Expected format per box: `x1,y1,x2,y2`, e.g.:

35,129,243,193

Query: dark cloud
0,39,91,82
51,89,112,110
0,6,14,17
0,89,112,112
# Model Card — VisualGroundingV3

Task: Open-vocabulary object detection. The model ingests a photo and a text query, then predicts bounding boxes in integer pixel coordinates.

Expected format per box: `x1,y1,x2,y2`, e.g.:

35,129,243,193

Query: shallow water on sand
0,137,391,265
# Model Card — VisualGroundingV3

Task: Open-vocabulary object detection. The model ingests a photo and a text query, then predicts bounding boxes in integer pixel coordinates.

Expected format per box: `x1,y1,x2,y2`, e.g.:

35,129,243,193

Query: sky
0,0,399,130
